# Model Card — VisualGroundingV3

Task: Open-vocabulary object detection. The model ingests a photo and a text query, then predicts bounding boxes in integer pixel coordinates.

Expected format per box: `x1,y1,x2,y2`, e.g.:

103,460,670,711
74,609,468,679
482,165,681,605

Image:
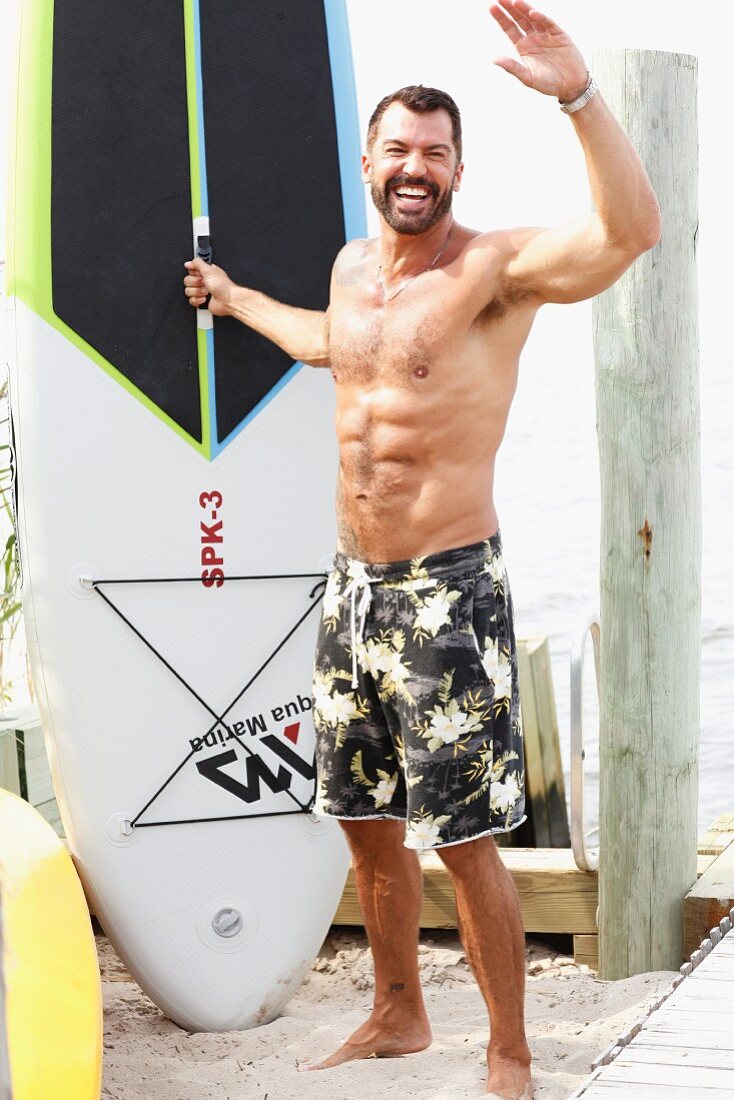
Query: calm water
498,285,733,835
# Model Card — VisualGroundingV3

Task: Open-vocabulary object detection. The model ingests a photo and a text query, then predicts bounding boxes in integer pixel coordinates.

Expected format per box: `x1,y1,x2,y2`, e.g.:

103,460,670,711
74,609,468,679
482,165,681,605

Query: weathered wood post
593,50,700,979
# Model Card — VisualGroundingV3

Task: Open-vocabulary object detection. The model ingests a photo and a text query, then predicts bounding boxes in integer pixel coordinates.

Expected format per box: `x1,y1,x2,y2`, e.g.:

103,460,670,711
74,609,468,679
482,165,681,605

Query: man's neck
378,215,455,278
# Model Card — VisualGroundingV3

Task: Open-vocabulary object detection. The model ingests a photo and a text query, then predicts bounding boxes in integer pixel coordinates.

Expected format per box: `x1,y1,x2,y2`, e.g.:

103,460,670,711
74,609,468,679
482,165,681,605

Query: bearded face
363,103,464,237
370,171,458,236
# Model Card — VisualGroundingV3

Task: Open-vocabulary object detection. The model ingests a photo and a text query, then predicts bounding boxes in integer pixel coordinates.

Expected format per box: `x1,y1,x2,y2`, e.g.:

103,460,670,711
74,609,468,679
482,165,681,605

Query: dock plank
645,1008,734,1032
578,1086,729,1098
335,846,598,933
574,928,734,1095
601,1061,734,1088
684,836,734,957
637,1030,734,1051
697,813,734,856
622,1046,734,1070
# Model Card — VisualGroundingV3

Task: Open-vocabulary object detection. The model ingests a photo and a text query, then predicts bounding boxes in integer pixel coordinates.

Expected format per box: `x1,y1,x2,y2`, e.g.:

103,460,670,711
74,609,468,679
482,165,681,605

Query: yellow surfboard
0,789,102,1100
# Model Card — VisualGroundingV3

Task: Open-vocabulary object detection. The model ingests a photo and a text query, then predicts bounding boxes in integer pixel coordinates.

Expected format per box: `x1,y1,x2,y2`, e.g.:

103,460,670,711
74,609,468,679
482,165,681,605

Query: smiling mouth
393,185,431,201
387,176,438,205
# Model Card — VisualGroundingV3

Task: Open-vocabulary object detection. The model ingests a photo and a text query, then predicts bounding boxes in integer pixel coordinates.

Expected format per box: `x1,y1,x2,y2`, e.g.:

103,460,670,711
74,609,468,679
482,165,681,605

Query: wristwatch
559,74,599,114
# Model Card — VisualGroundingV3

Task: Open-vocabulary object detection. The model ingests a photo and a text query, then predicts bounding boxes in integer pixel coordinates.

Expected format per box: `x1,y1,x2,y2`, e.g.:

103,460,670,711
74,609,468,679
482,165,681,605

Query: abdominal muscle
334,382,504,563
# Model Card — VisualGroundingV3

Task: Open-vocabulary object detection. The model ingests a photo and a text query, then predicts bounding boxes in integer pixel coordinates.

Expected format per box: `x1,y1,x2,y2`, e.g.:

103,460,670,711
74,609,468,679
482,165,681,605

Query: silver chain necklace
377,223,455,303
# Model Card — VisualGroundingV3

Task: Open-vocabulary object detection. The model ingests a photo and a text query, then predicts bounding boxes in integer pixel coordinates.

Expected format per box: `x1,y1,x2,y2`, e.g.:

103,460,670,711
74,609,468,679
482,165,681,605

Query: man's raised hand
489,1,589,102
183,258,235,317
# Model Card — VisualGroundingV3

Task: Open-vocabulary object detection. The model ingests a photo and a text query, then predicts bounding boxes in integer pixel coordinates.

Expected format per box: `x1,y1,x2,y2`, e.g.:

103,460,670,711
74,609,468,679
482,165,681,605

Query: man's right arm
183,257,330,367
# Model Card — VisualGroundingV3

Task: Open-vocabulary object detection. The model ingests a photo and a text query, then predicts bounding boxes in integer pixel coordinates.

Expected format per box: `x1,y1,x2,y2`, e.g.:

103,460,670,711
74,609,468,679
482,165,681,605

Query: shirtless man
183,3,660,1095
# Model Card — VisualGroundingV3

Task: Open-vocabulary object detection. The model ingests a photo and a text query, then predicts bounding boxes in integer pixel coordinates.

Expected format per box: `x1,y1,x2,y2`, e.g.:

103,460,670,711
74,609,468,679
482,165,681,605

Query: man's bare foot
486,1051,533,1098
298,1008,432,1071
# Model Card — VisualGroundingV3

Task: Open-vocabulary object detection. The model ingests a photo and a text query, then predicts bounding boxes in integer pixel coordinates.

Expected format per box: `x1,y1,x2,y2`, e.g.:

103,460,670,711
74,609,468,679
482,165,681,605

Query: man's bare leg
438,835,532,1098
300,818,432,1070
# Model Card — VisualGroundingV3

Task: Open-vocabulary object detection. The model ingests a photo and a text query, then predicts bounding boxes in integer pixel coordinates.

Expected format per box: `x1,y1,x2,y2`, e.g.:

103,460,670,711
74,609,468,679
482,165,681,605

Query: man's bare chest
328,290,466,385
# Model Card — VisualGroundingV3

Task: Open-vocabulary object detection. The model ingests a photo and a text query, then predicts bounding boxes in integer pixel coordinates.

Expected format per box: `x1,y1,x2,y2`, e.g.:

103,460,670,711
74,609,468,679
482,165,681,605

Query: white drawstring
343,563,376,688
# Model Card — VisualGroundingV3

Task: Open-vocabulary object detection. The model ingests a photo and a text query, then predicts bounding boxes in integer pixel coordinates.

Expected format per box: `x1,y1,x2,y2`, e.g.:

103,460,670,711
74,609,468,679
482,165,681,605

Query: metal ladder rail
570,613,601,872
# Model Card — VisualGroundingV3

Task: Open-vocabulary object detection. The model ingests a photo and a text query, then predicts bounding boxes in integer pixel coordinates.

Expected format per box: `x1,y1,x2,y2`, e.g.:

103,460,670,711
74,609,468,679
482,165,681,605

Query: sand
98,930,676,1099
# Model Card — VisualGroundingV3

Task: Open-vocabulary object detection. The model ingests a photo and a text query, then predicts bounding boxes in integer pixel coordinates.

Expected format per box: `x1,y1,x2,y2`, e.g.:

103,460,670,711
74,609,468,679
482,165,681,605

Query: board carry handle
193,216,214,330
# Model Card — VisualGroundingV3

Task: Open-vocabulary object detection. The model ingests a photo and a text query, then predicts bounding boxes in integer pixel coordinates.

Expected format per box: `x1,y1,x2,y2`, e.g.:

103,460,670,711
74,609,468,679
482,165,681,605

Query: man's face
362,102,464,236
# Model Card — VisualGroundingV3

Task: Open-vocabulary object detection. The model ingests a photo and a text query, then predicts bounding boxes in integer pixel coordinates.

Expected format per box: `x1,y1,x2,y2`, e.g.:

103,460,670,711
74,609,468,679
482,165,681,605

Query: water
497,288,733,835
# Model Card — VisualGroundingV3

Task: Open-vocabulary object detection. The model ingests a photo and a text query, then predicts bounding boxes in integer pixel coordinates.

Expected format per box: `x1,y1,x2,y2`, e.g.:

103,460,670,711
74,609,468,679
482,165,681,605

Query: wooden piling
592,50,701,978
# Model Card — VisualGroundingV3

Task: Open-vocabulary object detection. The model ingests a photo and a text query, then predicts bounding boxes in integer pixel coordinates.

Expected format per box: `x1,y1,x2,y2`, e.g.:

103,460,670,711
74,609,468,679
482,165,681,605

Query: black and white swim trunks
311,533,526,849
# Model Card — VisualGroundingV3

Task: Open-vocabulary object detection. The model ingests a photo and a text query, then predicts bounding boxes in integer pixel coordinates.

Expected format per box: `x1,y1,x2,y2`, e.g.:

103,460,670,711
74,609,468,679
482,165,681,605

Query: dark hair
367,85,463,163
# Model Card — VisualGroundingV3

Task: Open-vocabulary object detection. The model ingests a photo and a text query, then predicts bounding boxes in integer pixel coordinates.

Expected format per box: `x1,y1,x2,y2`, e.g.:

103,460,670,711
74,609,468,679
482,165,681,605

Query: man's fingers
496,0,533,34
492,1,565,40
514,0,565,35
489,5,524,45
493,56,533,85
184,257,211,273
527,8,564,34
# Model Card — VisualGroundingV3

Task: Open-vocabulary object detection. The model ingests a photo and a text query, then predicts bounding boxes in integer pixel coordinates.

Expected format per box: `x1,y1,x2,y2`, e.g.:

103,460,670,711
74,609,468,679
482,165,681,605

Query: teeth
395,187,428,197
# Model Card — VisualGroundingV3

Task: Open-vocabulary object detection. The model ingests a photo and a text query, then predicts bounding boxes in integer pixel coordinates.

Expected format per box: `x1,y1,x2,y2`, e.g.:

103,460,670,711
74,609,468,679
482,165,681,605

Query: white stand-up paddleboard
5,0,365,1030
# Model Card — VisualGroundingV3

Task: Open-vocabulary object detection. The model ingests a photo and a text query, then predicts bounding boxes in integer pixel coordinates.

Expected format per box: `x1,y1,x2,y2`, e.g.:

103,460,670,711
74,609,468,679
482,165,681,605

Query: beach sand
98,930,675,1099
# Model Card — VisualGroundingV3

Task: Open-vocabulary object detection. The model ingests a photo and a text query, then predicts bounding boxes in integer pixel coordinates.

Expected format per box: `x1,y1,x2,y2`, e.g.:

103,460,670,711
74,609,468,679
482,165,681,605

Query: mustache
386,174,440,199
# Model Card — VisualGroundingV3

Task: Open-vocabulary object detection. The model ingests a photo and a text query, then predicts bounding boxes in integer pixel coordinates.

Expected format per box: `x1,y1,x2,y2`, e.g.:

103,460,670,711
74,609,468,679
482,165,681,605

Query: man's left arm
491,1,662,304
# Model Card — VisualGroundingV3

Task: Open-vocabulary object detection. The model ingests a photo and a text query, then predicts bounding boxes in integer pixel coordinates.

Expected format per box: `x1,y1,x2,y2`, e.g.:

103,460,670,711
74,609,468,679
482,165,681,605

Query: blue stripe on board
210,0,365,458
323,0,368,241
211,360,303,458
192,0,220,451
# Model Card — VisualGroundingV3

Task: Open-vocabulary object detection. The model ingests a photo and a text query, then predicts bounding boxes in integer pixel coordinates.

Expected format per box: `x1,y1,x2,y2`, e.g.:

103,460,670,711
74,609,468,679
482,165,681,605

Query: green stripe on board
183,0,212,460
9,0,208,458
4,1,23,298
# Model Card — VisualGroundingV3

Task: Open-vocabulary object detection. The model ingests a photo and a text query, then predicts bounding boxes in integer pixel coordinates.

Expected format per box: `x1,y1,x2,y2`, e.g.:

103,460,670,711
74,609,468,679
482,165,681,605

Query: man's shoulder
459,226,547,263
331,238,375,291
337,237,375,264
458,226,550,306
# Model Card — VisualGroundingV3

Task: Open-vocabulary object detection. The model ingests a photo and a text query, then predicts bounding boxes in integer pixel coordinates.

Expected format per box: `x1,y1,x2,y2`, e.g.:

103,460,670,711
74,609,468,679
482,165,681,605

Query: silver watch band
559,75,599,114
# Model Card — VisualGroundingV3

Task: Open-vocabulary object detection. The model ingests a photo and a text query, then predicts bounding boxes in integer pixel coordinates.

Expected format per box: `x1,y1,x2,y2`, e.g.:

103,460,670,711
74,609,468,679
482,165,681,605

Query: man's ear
361,152,372,185
453,162,465,192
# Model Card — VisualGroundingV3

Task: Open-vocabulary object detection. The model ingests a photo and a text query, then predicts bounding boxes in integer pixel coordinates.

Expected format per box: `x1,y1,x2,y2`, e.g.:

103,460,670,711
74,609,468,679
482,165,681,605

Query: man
184,2,660,1095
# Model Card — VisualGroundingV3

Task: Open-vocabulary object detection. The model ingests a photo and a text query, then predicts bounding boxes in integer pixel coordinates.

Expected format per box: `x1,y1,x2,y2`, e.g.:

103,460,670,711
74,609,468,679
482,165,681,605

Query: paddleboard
5,0,365,1030
0,788,102,1099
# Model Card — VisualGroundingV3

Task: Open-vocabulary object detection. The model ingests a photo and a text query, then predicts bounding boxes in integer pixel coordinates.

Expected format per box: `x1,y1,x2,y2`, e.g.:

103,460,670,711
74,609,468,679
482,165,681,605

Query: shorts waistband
333,530,503,583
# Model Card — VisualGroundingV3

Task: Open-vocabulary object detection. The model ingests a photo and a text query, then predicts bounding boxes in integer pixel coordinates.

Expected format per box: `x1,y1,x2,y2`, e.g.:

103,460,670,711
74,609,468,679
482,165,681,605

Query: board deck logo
135,697,318,826
199,490,224,587
194,722,316,807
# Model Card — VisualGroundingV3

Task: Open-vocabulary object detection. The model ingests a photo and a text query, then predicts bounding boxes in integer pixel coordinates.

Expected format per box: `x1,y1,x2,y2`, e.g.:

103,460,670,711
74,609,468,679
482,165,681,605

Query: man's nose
403,150,427,177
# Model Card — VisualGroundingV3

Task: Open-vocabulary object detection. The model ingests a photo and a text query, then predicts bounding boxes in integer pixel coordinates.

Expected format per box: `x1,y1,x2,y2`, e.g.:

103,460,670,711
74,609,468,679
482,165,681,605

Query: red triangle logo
284,722,300,745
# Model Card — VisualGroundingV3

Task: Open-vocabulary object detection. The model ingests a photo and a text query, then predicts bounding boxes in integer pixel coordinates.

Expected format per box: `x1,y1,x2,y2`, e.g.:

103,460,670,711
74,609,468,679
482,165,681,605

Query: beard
370,172,455,236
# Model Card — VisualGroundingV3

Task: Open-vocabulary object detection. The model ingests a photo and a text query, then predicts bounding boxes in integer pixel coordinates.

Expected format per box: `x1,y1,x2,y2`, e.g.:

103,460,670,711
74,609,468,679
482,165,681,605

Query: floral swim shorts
311,532,526,849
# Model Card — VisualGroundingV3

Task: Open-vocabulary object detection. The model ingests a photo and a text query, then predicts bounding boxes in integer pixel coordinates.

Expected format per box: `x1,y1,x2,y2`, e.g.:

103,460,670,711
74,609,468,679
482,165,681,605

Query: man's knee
338,816,407,858
436,834,499,879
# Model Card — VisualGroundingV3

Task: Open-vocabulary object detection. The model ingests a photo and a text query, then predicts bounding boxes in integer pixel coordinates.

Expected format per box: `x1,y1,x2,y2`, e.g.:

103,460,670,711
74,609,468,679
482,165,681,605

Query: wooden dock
685,813,734,957
335,836,726,970
571,912,734,1097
